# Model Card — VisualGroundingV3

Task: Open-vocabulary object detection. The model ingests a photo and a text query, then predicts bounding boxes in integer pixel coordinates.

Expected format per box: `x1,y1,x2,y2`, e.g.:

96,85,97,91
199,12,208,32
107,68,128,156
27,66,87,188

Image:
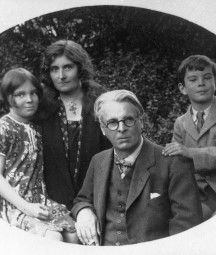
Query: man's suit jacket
172,96,216,197
72,138,202,244
42,95,110,210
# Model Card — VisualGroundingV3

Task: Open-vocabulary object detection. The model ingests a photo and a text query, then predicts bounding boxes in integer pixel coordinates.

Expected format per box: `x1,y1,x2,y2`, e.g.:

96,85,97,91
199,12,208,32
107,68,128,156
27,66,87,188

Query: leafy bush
94,48,189,144
0,6,216,145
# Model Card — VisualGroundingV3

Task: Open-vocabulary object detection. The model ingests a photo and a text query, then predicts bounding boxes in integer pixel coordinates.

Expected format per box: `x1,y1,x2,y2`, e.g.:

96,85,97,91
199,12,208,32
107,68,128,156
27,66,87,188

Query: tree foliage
0,6,216,145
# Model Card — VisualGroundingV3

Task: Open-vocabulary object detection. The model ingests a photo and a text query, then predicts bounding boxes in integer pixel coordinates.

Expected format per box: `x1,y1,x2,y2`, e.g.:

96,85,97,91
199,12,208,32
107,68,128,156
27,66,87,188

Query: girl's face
9,80,39,123
49,55,81,96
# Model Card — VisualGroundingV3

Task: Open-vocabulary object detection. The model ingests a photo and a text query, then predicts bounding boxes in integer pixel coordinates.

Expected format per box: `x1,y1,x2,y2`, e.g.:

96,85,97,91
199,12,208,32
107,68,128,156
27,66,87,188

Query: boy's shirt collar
191,101,213,123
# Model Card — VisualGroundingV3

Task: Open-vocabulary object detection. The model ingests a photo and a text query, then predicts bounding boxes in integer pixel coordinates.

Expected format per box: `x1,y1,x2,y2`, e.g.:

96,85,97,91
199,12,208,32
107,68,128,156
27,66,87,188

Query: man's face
100,101,143,158
179,66,216,110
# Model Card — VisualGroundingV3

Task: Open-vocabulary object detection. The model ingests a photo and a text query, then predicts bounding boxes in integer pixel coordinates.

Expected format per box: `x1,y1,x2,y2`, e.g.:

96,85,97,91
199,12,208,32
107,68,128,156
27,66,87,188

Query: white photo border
0,1,216,254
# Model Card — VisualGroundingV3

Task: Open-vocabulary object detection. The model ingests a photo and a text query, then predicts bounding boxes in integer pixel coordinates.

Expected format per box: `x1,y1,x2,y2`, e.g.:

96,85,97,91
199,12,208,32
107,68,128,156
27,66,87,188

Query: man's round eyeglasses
103,117,138,131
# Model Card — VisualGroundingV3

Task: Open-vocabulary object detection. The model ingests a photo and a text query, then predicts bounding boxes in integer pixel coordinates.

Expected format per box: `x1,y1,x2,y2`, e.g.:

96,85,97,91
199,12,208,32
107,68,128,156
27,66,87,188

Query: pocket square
150,193,161,199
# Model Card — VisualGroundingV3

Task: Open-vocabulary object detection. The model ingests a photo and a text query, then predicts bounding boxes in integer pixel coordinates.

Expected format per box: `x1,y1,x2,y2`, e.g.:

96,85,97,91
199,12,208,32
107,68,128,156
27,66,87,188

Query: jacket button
117,231,121,235
116,242,120,246
117,219,121,224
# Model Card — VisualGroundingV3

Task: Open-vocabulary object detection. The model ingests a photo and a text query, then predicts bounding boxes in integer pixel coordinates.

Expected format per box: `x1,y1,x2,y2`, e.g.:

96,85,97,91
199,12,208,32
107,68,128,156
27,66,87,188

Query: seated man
71,90,202,246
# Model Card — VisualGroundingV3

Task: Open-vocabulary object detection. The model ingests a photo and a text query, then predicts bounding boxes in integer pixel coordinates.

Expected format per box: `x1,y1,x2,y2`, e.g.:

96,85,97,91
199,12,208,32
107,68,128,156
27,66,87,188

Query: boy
163,55,216,221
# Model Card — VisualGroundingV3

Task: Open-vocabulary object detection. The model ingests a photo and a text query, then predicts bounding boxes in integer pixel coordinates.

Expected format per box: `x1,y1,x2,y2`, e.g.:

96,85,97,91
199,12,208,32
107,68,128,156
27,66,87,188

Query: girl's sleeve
0,123,10,156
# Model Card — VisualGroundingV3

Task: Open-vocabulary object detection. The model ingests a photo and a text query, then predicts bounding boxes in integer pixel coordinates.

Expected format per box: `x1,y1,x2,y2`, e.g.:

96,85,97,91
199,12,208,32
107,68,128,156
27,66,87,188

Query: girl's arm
0,155,50,220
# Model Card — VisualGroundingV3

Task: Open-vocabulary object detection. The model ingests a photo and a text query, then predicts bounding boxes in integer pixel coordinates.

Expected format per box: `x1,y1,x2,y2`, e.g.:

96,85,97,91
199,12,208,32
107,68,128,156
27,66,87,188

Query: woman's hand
22,203,50,221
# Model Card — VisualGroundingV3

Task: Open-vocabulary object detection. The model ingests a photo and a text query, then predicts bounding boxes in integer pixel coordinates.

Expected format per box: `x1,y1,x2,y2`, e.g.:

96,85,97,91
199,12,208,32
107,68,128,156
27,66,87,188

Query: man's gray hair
94,90,144,122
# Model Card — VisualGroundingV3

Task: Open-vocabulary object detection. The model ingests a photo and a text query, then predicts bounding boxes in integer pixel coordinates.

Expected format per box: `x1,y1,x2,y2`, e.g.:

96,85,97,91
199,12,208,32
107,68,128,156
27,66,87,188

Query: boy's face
179,66,216,110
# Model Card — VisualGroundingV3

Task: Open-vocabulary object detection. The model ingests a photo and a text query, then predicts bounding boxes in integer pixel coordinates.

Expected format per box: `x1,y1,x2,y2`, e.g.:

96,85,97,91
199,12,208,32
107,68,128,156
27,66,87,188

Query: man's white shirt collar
114,136,143,165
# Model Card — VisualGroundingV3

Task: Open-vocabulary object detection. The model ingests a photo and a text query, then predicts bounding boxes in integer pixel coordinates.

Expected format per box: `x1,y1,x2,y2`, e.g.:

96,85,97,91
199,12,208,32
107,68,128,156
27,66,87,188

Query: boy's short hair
1,68,43,108
94,89,144,122
177,55,216,85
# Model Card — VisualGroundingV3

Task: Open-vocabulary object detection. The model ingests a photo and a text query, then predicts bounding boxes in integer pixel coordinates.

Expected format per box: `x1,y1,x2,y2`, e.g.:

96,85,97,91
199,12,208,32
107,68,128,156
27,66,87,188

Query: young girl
0,68,77,242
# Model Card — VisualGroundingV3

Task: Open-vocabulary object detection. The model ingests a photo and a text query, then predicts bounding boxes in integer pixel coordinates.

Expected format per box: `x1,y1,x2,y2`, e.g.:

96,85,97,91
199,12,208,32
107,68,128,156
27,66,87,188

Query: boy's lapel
183,97,216,140
199,97,216,137
183,106,199,140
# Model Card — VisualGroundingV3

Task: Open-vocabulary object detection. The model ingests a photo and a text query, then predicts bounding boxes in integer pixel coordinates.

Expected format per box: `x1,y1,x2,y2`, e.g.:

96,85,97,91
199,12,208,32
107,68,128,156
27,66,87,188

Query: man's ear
100,124,106,136
178,83,187,95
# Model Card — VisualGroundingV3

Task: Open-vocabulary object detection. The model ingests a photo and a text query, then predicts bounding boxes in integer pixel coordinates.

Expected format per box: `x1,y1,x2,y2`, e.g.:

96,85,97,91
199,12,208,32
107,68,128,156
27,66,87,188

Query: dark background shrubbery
1,5,216,145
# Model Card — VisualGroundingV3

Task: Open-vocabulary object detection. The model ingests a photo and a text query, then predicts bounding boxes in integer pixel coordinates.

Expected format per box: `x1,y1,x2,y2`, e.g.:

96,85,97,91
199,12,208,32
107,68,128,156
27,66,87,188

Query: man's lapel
126,139,154,211
95,149,113,226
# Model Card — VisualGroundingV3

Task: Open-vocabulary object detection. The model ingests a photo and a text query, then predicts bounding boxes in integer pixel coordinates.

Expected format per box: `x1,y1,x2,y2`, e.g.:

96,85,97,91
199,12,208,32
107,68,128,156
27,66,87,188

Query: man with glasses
71,90,202,246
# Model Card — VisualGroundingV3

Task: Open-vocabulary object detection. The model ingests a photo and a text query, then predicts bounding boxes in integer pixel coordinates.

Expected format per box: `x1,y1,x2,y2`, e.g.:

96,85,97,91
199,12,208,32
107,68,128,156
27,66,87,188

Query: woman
38,40,110,210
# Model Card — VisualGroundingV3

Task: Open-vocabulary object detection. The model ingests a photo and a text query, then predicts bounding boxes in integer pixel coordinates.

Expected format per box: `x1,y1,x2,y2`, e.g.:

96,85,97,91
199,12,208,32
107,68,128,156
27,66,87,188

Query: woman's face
49,55,80,95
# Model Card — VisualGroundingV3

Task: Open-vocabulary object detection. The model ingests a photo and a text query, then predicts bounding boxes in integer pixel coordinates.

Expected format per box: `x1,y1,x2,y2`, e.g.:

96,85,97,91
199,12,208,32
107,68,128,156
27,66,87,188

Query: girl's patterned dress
0,115,74,236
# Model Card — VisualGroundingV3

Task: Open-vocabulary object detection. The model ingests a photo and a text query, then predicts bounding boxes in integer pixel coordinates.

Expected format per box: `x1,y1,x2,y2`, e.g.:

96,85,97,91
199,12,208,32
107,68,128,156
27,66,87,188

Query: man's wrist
75,206,95,220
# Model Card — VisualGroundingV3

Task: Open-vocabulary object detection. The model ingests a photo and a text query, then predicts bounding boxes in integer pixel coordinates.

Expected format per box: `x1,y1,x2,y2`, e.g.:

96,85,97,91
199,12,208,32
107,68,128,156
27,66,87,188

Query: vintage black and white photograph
0,1,216,254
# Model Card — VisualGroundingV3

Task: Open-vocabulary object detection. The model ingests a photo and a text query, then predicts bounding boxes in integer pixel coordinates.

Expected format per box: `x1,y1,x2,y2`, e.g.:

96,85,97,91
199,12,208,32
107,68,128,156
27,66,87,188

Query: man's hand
75,208,100,246
162,142,189,158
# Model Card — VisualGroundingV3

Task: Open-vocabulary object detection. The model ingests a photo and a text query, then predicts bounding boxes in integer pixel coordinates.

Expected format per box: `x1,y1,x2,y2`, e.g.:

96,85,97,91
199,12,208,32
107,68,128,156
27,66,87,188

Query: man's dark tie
114,155,133,179
196,111,204,133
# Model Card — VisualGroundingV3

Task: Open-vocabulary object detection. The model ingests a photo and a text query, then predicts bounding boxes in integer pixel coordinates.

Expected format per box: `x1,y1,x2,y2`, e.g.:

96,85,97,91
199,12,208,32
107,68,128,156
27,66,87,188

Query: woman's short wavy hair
94,90,144,122
41,40,94,90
